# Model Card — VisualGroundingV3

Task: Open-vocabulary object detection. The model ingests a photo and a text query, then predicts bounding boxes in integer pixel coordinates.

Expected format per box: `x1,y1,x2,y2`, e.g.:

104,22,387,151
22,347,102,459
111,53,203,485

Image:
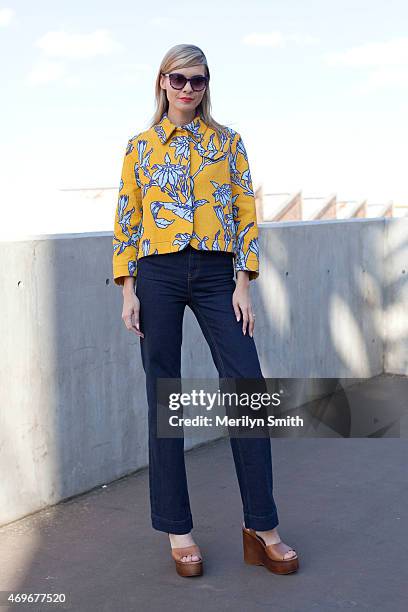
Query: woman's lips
179,98,193,102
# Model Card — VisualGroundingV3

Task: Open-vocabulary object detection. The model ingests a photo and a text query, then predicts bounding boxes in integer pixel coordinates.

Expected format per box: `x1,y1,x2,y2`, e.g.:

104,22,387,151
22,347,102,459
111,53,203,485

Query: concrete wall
1,218,407,526
383,219,408,374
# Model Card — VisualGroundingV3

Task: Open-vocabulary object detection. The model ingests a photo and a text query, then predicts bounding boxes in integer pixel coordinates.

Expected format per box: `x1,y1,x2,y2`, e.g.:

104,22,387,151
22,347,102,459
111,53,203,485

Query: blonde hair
147,44,229,143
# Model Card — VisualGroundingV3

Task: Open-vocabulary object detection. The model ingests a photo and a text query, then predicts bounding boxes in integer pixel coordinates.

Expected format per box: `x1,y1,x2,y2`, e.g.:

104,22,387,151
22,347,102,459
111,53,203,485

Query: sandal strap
265,541,297,561
171,544,202,562
243,526,297,561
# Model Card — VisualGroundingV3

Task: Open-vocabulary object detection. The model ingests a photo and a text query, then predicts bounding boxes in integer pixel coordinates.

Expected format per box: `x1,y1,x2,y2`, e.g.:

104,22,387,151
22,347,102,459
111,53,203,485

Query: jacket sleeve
230,131,260,281
112,137,143,286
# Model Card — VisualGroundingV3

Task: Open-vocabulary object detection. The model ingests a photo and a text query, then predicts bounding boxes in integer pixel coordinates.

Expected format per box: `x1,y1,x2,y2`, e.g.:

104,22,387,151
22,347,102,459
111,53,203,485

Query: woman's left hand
232,274,256,337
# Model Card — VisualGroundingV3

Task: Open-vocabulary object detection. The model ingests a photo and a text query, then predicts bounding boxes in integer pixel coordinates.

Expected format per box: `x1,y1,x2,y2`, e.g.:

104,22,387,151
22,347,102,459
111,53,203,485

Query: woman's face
160,64,207,114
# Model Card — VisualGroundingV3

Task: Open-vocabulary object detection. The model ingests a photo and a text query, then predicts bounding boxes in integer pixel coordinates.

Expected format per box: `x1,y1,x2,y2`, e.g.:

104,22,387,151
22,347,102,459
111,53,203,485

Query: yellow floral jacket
112,111,259,285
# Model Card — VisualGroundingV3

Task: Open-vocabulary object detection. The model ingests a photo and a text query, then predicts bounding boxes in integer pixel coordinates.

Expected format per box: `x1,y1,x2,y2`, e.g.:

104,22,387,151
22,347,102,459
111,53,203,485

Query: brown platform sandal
242,525,299,574
170,542,203,577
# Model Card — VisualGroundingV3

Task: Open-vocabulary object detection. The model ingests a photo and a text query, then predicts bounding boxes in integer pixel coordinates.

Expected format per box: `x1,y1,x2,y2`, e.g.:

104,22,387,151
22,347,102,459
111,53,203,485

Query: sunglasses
161,72,208,92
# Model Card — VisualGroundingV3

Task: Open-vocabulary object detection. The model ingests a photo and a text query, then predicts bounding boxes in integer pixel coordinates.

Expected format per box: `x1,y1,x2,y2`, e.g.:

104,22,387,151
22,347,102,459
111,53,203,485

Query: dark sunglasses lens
191,76,207,91
169,74,186,89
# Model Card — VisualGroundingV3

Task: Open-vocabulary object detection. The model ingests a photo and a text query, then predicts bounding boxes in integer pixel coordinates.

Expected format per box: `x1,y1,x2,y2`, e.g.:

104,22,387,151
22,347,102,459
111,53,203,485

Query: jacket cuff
234,255,259,281
113,261,138,286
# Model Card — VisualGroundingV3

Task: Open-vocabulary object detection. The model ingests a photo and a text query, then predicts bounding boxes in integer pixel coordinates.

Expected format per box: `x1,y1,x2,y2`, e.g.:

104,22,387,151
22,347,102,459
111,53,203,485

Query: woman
112,43,299,577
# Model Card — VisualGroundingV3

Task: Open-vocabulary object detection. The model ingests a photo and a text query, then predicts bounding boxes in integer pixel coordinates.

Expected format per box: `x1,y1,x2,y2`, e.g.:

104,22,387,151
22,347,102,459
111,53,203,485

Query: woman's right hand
122,286,144,338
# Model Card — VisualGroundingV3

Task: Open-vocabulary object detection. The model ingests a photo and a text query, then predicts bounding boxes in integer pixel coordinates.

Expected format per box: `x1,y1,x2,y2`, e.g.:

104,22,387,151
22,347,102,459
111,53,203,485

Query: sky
1,0,408,236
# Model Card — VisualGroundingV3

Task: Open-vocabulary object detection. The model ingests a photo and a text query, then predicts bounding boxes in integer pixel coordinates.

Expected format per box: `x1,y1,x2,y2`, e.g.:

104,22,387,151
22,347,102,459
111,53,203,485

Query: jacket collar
154,111,208,144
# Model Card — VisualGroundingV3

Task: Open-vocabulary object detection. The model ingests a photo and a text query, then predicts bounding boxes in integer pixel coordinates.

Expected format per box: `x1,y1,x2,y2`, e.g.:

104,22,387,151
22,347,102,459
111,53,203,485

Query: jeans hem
151,512,194,534
243,511,279,531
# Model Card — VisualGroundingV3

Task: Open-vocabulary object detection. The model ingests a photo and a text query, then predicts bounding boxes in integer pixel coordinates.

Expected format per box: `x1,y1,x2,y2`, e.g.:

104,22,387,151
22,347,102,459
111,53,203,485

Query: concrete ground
0,435,407,611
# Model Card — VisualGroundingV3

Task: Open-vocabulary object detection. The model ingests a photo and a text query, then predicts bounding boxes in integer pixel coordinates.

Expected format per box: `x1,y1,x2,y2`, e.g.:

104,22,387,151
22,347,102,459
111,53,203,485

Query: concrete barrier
0,218,407,526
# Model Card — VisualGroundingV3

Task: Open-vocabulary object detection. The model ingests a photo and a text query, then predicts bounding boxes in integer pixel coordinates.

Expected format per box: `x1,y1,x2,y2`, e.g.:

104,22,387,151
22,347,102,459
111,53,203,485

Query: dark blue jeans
135,244,279,534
